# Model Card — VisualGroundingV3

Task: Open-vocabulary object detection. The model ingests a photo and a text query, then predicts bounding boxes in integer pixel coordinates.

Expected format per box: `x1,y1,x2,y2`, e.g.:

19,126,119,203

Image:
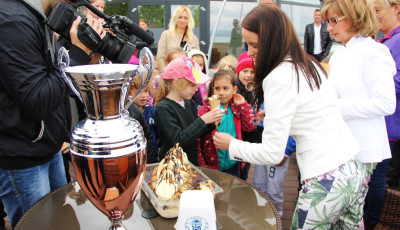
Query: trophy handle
64,74,83,103
58,47,83,103
123,47,154,113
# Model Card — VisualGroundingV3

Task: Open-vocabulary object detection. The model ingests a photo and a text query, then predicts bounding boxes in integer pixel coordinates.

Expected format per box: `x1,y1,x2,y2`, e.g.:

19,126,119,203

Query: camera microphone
116,16,154,45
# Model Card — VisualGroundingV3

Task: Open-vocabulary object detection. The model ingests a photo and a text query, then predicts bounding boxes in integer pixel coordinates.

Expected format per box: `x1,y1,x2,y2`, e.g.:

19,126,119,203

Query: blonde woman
322,0,396,228
157,6,200,70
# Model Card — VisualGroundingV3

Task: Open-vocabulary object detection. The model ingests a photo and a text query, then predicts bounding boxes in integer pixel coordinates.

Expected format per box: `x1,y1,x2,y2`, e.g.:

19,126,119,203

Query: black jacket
304,23,333,56
131,29,154,52
128,104,157,163
0,0,91,169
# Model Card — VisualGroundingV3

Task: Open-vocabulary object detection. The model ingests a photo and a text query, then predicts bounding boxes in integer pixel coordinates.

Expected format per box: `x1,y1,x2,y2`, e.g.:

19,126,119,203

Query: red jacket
197,99,256,170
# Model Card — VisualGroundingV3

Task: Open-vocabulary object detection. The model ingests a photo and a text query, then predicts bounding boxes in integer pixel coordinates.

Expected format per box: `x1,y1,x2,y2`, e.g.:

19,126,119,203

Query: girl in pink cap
154,57,224,165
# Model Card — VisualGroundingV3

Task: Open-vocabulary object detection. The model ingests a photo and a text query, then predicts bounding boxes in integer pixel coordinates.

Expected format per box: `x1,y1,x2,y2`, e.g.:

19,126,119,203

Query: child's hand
200,107,224,124
249,108,256,123
255,109,265,124
61,142,70,154
232,94,246,105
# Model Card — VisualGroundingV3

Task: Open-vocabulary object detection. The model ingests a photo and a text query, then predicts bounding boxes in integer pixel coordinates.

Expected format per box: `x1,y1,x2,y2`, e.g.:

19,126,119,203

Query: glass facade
103,0,323,66
281,3,321,43
209,1,258,66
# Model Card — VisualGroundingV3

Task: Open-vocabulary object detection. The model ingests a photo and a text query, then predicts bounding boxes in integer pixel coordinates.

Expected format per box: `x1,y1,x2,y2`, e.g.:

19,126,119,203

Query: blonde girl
154,57,223,165
216,55,238,73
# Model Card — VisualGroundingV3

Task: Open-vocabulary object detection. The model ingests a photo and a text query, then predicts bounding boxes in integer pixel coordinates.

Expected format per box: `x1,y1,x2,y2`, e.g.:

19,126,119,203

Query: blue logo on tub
185,216,209,230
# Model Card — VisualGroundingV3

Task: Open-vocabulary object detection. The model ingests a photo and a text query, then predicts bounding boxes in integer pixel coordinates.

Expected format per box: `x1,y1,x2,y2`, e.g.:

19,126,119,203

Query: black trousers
387,140,400,186
312,52,328,62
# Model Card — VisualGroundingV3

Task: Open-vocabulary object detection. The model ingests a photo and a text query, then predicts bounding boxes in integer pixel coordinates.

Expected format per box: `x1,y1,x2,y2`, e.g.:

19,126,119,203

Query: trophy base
109,216,126,230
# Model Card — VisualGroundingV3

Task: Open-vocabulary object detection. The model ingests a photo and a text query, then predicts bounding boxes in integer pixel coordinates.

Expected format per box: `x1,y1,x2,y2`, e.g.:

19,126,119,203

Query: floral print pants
291,158,369,230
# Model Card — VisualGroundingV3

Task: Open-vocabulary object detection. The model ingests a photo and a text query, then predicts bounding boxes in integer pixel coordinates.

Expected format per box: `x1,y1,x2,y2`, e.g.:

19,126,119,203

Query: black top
154,98,213,165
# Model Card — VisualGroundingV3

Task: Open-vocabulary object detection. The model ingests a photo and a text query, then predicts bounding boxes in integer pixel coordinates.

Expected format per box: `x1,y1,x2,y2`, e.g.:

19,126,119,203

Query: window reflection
281,4,318,44
104,3,128,17
138,5,166,54
209,1,258,67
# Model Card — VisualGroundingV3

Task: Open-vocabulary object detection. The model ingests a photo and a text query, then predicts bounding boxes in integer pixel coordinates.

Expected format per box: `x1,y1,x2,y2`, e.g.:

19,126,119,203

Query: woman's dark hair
207,69,236,98
241,4,327,109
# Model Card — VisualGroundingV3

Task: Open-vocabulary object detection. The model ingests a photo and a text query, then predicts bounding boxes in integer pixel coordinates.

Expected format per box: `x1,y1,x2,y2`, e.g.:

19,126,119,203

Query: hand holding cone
208,95,221,129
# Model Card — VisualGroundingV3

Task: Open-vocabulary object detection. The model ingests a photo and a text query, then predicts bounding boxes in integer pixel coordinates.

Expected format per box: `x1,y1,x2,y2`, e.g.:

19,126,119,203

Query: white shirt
229,61,359,181
329,36,396,163
313,23,322,55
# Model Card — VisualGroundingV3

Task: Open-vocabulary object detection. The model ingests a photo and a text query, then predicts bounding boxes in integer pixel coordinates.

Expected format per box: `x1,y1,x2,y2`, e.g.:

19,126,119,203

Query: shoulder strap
45,25,56,64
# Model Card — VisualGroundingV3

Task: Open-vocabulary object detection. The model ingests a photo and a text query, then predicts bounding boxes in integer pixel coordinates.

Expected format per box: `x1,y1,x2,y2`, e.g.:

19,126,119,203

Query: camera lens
98,34,135,63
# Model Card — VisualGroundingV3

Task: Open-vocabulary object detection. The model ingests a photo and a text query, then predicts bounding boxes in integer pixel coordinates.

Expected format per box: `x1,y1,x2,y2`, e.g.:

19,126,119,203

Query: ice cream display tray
141,162,223,218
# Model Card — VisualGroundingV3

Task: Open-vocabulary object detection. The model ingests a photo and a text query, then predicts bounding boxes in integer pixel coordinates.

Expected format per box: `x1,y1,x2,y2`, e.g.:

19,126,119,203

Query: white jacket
330,36,396,163
229,61,359,181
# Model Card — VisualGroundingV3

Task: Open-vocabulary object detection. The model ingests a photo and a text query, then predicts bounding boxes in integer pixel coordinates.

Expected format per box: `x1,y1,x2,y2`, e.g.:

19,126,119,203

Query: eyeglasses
324,16,346,26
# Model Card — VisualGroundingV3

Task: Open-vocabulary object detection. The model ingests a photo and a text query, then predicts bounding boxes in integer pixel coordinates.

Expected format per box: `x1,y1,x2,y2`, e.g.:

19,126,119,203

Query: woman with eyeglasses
213,4,365,229
321,0,396,228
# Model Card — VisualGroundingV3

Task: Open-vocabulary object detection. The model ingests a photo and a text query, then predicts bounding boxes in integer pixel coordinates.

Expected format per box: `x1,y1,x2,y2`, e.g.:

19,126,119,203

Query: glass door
131,1,209,55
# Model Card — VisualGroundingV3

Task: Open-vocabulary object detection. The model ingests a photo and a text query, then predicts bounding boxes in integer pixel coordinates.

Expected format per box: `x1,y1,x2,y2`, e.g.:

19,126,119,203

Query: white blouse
329,36,396,163
229,61,359,181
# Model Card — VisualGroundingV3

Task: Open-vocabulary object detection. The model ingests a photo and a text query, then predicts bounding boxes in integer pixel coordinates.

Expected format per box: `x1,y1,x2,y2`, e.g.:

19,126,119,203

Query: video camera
46,0,154,63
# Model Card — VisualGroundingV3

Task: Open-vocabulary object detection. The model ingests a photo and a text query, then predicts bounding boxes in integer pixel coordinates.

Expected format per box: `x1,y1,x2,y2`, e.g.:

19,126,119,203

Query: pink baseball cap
162,57,211,85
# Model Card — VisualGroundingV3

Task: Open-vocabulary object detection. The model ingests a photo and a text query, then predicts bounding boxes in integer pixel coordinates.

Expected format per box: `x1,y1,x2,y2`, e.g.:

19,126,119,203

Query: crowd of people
0,0,400,229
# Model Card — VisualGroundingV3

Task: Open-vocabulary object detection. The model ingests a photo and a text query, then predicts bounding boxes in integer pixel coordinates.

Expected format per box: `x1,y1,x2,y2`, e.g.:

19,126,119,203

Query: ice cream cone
208,95,220,129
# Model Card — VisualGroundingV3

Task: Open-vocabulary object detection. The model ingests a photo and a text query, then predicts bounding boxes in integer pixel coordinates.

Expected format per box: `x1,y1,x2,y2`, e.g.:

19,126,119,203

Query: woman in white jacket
213,4,364,229
321,0,396,229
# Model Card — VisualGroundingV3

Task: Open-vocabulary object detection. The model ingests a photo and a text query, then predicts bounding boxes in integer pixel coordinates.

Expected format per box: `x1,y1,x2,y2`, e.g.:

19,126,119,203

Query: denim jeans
0,151,67,229
364,158,390,224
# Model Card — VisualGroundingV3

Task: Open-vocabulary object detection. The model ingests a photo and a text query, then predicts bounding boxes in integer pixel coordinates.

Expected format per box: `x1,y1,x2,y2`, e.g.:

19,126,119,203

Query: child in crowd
154,57,223,165
216,55,238,73
198,69,256,176
165,47,187,65
128,74,159,163
148,58,160,106
235,51,257,180
188,50,209,106
151,47,188,105
253,137,296,217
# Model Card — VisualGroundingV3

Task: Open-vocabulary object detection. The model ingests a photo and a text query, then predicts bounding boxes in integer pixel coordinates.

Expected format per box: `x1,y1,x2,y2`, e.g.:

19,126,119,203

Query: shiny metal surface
66,64,139,120
15,169,282,230
62,49,154,229
72,148,146,225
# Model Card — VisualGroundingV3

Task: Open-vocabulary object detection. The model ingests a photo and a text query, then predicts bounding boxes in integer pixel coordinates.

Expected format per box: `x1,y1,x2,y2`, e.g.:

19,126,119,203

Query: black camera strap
45,25,56,64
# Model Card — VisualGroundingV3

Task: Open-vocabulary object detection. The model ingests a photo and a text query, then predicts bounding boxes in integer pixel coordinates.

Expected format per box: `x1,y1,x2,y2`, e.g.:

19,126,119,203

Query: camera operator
0,0,105,228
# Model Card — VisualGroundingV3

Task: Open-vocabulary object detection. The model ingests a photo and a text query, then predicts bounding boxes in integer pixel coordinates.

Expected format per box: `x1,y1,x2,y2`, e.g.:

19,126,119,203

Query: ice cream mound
148,144,215,201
